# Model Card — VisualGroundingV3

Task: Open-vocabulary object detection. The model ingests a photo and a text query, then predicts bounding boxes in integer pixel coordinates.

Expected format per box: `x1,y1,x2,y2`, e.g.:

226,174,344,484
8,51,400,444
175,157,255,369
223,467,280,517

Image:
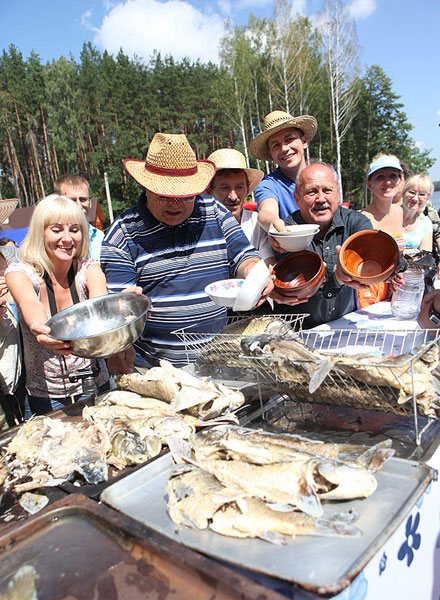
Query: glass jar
390,269,425,320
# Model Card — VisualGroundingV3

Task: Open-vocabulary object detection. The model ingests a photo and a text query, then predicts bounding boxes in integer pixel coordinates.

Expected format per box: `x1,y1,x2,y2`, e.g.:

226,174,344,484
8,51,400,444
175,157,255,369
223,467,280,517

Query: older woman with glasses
402,174,434,253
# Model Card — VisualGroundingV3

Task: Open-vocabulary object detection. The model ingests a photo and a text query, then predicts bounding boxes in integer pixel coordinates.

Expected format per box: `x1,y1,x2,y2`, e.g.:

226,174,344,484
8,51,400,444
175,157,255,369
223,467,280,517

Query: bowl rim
269,225,320,237
204,278,245,295
273,250,325,291
46,292,151,342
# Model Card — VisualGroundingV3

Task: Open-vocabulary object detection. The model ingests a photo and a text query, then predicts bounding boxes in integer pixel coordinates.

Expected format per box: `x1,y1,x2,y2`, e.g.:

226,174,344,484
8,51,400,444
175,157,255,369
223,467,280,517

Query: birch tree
318,0,360,203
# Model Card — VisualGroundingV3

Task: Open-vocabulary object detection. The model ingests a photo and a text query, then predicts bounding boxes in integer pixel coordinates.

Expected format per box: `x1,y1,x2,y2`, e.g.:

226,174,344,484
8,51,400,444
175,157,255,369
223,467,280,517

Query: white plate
269,224,320,237
233,260,271,312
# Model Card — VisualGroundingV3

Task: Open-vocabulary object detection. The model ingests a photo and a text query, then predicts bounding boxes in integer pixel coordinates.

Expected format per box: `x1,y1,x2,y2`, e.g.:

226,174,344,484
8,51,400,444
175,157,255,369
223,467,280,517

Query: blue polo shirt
254,167,298,219
101,193,259,366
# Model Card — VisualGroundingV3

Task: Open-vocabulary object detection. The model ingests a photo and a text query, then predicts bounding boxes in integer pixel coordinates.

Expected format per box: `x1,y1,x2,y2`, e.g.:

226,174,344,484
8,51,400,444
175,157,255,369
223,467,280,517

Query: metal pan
0,493,286,600
101,451,434,597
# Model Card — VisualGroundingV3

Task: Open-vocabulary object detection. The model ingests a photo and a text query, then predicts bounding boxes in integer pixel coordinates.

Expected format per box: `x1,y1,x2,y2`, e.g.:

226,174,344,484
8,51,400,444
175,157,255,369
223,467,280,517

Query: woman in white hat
5,195,120,415
358,154,405,307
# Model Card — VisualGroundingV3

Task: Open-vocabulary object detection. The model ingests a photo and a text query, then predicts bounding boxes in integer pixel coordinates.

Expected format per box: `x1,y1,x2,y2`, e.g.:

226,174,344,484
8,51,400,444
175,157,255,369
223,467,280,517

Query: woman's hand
30,321,72,355
108,346,136,375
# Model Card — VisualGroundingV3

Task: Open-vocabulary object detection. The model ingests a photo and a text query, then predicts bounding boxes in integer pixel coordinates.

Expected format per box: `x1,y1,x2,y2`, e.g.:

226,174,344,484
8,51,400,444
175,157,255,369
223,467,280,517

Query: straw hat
0,199,18,225
123,133,216,198
250,110,318,162
207,149,264,195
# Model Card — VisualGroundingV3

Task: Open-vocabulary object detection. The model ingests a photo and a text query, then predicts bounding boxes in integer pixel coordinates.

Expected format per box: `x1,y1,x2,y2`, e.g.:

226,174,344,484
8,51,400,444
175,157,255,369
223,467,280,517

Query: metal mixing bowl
46,292,150,358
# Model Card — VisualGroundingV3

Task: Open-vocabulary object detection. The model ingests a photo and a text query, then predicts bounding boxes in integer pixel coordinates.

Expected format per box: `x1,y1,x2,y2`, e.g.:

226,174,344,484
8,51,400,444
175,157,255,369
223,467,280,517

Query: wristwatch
429,300,440,326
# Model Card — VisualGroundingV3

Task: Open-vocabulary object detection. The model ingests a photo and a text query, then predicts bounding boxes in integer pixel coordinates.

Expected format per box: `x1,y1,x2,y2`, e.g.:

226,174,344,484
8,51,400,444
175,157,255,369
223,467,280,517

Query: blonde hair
403,173,434,204
21,194,90,276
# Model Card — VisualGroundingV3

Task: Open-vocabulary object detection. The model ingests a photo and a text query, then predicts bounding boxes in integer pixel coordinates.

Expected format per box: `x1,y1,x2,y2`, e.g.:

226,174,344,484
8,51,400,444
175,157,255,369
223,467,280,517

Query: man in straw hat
206,148,274,265
270,162,373,329
250,110,318,235
101,133,272,370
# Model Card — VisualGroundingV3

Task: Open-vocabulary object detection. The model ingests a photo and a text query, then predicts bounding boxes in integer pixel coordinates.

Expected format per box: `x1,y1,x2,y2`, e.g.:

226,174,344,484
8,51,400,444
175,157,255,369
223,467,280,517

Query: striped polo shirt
101,192,260,366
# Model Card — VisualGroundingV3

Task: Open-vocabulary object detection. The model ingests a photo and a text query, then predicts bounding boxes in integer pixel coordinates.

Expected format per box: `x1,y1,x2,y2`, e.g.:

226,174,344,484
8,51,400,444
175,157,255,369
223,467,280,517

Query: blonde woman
5,195,116,415
402,173,434,253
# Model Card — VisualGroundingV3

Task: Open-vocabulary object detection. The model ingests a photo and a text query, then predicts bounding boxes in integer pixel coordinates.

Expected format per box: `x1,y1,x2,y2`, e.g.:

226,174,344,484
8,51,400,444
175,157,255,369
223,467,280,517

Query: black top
275,207,373,328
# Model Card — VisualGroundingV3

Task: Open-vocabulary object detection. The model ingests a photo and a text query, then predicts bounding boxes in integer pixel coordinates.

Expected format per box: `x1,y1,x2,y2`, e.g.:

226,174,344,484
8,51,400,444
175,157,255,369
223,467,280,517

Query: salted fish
189,426,394,472
3,417,109,491
241,334,439,412
167,466,242,529
166,466,361,543
117,360,245,420
210,497,360,543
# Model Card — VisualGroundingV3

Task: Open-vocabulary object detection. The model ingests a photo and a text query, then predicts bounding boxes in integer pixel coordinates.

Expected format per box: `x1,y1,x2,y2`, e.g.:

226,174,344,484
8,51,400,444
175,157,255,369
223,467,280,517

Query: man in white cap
101,133,272,370
206,148,274,265
250,110,318,235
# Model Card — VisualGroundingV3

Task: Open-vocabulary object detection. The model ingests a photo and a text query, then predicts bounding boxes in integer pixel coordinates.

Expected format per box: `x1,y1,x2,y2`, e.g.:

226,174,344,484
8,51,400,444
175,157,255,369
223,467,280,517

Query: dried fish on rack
195,315,301,367
117,360,245,420
241,333,440,417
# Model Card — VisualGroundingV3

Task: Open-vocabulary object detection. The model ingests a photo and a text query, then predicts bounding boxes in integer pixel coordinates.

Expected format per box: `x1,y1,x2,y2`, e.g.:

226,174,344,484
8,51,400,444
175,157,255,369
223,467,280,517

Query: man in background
206,148,274,265
54,174,104,260
250,110,318,235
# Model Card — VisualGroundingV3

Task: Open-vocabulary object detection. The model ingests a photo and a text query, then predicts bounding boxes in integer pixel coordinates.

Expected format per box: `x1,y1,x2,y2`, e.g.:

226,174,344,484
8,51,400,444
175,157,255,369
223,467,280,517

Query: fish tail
308,357,339,393
314,511,362,538
356,440,395,472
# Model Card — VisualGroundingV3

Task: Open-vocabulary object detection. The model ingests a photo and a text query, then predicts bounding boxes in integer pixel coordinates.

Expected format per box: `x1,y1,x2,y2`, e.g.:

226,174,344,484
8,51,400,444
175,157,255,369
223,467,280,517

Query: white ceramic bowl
205,279,245,308
233,260,271,312
269,226,320,252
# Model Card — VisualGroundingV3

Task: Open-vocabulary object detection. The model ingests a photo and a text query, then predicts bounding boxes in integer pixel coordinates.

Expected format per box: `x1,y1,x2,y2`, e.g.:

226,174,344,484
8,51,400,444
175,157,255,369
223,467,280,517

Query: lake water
431,190,440,212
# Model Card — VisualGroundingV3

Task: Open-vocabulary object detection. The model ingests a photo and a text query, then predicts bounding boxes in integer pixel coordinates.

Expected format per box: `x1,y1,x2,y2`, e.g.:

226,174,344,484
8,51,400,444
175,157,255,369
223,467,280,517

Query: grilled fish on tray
166,425,394,543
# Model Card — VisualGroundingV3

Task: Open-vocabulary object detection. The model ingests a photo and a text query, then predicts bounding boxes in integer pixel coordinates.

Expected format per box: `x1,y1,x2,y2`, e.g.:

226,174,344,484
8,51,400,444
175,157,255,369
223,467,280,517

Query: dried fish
190,426,393,472
197,316,297,367
167,466,242,529
109,428,161,469
209,498,360,543
2,417,109,491
117,360,245,420
241,334,439,416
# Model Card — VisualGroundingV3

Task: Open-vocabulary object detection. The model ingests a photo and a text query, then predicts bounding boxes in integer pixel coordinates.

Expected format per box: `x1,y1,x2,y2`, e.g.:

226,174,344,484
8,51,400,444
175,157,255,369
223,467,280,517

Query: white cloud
436,108,440,118
415,141,428,150
346,0,376,20
81,9,100,33
94,0,225,63
291,0,307,16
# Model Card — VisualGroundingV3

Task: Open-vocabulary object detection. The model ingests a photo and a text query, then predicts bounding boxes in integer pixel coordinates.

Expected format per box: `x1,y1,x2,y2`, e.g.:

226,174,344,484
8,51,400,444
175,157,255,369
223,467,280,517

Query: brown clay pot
273,251,325,300
339,229,399,285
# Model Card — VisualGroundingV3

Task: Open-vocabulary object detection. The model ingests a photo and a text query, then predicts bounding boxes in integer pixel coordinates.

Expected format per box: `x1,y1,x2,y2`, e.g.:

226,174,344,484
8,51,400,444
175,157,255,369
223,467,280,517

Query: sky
1,0,439,181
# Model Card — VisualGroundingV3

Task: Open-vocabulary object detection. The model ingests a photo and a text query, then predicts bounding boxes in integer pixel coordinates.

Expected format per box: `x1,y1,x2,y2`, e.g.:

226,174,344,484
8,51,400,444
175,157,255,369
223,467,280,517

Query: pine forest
0,0,434,218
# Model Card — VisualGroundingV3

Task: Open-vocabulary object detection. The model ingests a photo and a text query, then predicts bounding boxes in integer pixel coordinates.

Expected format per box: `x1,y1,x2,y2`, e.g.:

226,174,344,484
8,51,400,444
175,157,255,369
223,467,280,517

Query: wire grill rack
173,313,307,368
174,316,440,444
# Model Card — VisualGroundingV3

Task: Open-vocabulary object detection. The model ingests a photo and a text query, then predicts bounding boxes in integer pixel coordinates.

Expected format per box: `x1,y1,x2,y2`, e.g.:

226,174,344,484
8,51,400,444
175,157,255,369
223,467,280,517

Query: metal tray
101,451,433,597
0,493,285,600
